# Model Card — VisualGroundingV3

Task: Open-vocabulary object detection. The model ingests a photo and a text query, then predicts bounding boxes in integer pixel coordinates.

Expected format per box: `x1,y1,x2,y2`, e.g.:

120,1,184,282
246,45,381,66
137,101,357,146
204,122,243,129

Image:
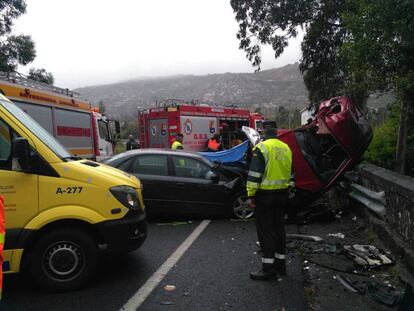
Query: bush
364,102,414,176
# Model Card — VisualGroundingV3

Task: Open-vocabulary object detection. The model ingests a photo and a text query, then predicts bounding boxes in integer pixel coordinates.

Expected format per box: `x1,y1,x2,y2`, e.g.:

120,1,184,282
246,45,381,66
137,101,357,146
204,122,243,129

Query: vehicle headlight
110,186,139,210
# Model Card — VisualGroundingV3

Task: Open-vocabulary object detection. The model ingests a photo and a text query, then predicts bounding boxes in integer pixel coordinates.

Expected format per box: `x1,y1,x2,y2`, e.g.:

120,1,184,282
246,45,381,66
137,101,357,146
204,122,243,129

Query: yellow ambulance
0,94,146,290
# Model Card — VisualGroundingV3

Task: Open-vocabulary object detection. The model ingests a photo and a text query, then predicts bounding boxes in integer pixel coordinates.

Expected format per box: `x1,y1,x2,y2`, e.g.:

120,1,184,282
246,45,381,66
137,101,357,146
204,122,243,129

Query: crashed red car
233,96,373,218
279,96,372,194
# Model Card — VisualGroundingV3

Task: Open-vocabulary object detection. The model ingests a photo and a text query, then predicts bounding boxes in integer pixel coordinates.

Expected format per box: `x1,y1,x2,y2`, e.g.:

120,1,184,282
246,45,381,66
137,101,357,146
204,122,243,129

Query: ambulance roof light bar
0,71,81,98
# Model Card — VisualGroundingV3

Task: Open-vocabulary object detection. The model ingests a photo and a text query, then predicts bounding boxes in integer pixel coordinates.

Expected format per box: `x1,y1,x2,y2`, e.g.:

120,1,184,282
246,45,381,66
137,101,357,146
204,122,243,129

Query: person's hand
288,187,296,199
247,197,256,208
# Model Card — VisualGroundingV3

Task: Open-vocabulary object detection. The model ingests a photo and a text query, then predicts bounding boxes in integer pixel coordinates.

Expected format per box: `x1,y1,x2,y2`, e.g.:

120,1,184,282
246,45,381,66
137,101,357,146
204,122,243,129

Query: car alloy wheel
232,194,254,219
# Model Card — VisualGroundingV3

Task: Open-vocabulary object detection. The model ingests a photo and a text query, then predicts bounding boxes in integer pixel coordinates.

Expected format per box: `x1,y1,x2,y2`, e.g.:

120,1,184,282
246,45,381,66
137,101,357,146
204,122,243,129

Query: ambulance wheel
29,228,98,291
232,194,254,219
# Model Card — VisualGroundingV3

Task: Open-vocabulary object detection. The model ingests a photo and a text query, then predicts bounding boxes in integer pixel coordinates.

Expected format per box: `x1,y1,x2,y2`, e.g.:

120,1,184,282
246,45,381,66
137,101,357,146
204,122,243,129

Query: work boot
250,263,278,281
274,259,286,276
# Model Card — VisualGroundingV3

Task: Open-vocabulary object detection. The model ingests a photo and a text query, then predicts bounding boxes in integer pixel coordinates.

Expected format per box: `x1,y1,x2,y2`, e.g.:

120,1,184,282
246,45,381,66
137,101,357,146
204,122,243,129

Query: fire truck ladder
0,71,81,98
139,109,147,147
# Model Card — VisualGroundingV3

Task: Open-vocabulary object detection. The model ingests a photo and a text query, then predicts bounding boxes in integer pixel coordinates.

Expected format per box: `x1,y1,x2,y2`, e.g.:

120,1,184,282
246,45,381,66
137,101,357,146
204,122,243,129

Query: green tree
231,0,414,175
0,0,36,72
341,0,414,174
364,102,414,176
275,106,289,128
98,100,106,114
27,68,54,84
120,121,138,139
230,0,356,105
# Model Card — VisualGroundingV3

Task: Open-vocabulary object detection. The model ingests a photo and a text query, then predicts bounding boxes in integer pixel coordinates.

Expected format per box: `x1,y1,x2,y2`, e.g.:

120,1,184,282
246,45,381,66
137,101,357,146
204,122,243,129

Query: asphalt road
2,219,306,311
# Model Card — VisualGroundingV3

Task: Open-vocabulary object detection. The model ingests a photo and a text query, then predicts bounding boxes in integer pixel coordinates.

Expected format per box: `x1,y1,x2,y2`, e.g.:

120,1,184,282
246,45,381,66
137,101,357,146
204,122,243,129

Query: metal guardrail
341,173,386,219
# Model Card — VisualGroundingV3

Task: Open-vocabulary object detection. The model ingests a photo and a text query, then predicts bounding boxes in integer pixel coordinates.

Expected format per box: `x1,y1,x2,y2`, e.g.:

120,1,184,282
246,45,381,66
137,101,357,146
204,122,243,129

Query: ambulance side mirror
12,137,31,172
109,120,121,142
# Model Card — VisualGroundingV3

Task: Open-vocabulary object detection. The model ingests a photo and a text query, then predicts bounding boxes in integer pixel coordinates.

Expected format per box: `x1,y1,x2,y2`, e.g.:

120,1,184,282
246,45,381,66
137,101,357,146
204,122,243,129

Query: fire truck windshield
1,99,72,159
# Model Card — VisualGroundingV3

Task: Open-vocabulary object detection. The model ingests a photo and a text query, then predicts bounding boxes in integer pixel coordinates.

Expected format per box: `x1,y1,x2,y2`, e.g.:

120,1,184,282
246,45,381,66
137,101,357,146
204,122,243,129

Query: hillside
75,63,310,120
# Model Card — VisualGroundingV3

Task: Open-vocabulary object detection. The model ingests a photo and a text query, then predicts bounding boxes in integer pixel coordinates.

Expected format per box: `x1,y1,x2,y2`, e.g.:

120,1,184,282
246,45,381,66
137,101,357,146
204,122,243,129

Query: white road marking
120,219,211,311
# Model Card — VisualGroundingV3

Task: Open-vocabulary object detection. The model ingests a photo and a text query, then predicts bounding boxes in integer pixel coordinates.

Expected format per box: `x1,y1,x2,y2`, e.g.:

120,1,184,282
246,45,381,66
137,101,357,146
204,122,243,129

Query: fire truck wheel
232,194,254,219
29,228,98,291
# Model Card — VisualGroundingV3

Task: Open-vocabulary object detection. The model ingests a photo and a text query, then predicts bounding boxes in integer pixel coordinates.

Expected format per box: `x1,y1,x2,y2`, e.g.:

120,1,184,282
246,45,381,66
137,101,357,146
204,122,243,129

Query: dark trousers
254,190,288,261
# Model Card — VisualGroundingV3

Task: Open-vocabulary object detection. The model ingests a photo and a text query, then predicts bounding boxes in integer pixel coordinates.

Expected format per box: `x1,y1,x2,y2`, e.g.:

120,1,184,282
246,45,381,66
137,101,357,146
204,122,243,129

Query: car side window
117,158,134,172
131,155,168,176
0,118,19,170
172,156,212,179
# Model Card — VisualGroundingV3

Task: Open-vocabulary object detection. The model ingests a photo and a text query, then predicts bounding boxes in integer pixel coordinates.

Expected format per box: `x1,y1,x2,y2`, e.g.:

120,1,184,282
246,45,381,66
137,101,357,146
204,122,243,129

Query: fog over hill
75,63,310,120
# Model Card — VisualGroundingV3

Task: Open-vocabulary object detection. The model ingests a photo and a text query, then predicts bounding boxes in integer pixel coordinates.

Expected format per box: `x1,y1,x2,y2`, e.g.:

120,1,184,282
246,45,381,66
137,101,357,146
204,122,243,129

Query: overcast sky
14,0,302,89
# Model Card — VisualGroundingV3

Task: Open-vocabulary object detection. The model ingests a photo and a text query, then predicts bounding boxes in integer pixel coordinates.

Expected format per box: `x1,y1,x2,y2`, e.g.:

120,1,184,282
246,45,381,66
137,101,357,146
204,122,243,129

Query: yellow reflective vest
171,140,183,150
246,138,292,197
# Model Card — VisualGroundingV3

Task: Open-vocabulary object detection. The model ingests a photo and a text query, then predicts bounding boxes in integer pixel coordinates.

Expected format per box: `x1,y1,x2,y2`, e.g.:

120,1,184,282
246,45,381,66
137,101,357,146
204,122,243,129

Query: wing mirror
12,137,32,172
109,120,121,142
210,172,220,183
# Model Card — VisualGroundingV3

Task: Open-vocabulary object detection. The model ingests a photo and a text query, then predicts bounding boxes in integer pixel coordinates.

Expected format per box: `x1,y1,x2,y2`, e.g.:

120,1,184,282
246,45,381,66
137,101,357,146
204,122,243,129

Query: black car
103,149,252,219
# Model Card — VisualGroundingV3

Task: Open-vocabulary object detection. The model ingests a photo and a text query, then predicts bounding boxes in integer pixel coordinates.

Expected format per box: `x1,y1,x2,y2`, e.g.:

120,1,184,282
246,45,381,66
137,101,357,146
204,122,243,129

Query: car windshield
0,99,72,159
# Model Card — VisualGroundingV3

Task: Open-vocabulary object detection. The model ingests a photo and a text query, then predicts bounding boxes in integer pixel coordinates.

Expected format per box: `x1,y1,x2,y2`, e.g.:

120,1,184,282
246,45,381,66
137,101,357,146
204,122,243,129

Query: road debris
164,285,176,291
287,233,324,242
335,274,404,306
327,232,345,239
160,301,175,305
157,221,191,226
343,245,393,268
336,274,362,294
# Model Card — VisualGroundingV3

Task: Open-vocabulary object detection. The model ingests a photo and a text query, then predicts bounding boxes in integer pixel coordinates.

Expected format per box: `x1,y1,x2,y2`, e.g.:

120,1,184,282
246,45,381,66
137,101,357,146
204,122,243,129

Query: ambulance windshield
1,99,72,159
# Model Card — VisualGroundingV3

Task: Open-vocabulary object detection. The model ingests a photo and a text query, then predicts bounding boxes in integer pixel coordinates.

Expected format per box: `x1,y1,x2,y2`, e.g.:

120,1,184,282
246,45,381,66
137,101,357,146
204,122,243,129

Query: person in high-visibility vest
171,133,184,150
0,195,4,298
206,133,223,152
246,122,293,280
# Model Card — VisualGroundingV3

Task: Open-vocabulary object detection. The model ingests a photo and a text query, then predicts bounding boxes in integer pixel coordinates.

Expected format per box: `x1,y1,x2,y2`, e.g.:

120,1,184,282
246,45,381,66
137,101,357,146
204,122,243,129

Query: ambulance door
96,117,114,161
0,118,38,271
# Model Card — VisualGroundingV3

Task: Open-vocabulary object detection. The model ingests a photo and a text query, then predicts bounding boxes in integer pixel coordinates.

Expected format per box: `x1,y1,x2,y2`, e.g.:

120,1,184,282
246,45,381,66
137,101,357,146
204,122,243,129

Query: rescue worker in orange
246,122,293,280
0,195,4,299
206,133,223,152
171,133,184,150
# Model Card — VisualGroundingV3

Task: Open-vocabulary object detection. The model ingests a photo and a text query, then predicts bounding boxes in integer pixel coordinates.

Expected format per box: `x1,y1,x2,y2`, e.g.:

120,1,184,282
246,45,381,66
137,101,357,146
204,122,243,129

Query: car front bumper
96,210,147,252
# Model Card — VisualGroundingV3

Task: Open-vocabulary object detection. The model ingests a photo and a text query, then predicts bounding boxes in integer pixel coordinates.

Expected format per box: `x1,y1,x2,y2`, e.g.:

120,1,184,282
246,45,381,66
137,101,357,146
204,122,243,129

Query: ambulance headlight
110,186,139,210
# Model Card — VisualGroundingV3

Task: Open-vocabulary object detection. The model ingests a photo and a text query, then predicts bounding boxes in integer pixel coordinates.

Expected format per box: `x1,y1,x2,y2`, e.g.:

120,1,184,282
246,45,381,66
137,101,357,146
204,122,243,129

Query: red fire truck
139,99,264,151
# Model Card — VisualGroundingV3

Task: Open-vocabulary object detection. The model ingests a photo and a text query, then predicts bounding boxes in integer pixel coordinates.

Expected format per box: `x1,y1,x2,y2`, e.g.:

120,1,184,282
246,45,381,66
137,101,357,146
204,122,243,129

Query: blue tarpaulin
198,140,249,164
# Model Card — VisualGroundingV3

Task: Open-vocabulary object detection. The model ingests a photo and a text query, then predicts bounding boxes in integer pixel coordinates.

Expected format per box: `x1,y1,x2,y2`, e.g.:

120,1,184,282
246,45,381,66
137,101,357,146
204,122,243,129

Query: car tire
29,228,98,291
232,194,254,219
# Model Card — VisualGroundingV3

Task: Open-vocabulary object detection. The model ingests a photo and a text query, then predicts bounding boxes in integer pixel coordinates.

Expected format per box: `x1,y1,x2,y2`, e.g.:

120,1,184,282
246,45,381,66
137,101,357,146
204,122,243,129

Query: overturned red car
216,96,373,217
279,96,372,194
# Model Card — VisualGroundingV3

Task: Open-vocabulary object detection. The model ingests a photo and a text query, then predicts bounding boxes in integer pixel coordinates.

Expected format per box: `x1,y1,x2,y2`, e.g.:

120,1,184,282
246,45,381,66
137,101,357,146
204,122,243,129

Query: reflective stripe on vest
172,141,183,150
248,171,263,178
246,181,259,189
0,233,4,245
254,139,292,191
207,139,220,151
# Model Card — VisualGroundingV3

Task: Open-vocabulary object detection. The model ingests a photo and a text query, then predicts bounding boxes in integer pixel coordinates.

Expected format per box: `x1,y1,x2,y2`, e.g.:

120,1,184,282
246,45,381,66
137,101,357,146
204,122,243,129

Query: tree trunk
395,100,408,174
